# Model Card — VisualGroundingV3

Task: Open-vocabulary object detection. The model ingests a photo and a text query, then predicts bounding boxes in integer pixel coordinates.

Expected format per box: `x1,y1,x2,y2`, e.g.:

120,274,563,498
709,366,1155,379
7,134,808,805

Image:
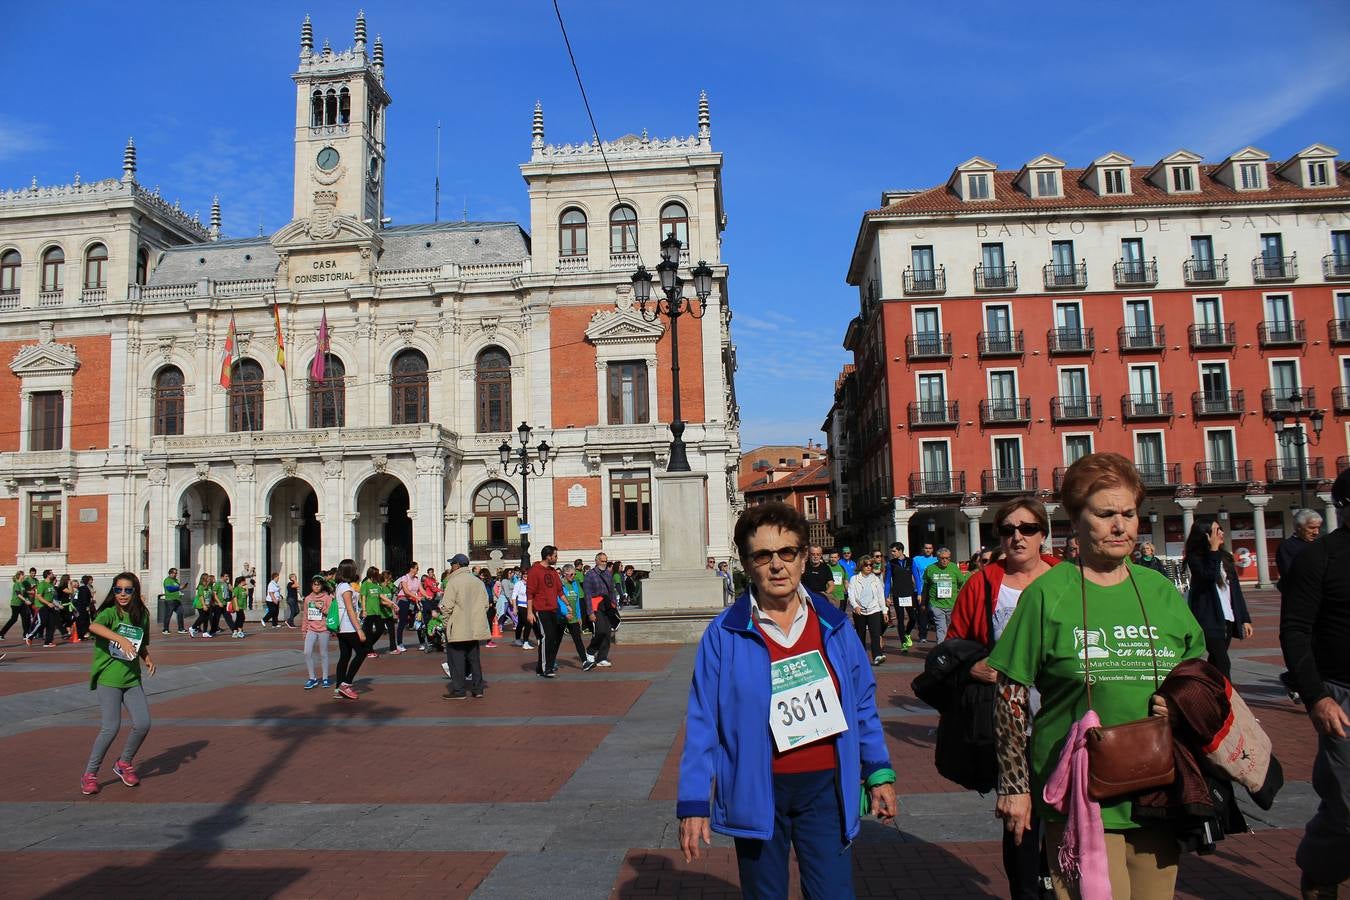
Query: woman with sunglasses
1183,519,1252,680
949,497,1058,900
677,502,896,898
81,573,156,795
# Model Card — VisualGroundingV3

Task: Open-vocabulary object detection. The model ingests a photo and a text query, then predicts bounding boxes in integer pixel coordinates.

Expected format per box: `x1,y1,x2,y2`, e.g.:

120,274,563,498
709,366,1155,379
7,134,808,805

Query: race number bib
895,595,913,607
832,573,843,585
306,604,324,622
109,623,144,661
769,650,848,753
936,581,953,599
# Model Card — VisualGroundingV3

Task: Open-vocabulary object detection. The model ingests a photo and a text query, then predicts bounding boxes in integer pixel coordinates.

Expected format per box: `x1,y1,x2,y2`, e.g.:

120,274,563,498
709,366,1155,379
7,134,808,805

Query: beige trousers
1044,821,1179,899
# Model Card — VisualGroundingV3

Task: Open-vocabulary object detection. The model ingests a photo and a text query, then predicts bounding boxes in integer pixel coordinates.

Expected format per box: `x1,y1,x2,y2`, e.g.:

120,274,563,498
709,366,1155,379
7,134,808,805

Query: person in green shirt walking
827,551,849,608
229,577,250,638
82,571,156,795
1,570,30,640
360,566,392,657
922,547,968,644
190,574,213,638
33,571,59,647
160,568,184,635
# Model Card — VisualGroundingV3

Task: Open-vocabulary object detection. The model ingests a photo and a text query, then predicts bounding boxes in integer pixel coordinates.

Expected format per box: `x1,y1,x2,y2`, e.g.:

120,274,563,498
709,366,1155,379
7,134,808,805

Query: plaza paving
0,591,1314,898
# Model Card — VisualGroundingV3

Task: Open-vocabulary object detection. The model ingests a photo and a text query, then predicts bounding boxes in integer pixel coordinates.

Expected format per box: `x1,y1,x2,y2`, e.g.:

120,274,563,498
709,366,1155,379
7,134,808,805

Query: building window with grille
610,469,652,534
28,492,61,552
475,347,511,433
559,208,587,257
136,247,149,286
390,349,429,425
153,366,185,436
41,247,64,292
607,361,649,424
470,480,520,554
308,354,346,428
610,205,638,254
1,250,20,293
1104,169,1126,194
29,391,63,451
84,243,108,289
228,359,265,432
660,202,689,247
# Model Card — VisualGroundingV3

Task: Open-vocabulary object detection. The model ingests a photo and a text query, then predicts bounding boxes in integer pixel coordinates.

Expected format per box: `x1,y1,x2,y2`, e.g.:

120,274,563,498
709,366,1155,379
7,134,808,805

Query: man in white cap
441,553,491,700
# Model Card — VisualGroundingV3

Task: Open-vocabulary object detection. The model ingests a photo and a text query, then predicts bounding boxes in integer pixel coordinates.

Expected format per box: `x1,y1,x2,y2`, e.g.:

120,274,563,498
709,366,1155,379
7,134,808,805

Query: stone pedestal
641,470,725,611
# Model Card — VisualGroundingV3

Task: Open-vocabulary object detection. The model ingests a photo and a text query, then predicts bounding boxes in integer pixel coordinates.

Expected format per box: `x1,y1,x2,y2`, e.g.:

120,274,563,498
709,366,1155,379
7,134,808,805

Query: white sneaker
586,654,596,664
440,662,451,678
520,641,534,650
596,660,612,667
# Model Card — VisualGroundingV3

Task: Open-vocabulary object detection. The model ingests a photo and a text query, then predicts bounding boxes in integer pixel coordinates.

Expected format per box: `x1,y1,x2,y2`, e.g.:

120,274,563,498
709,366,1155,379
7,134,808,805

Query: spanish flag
272,301,286,370
218,314,236,389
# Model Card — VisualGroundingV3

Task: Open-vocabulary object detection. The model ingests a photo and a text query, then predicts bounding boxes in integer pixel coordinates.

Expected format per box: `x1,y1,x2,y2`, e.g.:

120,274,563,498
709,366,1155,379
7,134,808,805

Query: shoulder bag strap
1080,561,1163,712
1079,560,1093,710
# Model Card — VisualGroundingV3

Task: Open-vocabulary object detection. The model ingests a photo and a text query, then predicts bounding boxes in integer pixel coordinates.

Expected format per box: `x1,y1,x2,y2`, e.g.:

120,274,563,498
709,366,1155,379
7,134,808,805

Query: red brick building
742,458,833,550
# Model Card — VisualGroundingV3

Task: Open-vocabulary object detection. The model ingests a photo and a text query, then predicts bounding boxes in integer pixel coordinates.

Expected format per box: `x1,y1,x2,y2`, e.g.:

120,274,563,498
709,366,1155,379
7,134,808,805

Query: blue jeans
734,769,853,899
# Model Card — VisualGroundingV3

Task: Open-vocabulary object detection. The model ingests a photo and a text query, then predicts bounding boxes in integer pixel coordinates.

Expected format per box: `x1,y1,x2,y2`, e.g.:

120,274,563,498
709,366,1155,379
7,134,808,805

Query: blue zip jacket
676,587,891,840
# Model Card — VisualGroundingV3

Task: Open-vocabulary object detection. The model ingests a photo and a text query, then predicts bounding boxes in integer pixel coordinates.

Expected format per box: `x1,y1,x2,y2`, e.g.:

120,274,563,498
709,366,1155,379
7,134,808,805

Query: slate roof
147,221,531,286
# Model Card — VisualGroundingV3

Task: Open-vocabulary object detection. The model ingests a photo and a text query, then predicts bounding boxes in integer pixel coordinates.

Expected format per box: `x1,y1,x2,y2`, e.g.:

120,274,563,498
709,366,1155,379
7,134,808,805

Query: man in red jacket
526,544,564,678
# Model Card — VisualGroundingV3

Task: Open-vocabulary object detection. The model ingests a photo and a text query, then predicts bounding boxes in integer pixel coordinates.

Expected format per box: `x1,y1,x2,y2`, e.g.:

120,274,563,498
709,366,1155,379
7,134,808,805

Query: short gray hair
937,546,952,555
1294,509,1324,528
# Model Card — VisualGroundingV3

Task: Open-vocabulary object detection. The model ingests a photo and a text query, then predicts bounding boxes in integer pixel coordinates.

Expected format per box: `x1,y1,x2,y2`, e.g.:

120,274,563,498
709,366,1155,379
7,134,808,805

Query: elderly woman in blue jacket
677,502,896,898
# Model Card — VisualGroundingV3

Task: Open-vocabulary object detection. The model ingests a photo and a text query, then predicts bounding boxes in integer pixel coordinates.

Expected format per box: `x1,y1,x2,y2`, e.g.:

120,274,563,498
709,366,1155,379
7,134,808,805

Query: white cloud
0,117,50,163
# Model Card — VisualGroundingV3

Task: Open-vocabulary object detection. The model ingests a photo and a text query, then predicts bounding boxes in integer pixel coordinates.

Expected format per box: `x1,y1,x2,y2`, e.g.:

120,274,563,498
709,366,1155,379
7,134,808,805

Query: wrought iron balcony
1050,395,1102,422
982,468,1039,495
1047,326,1094,354
973,263,1018,292
1252,254,1297,281
1114,258,1158,287
1194,460,1253,488
1335,386,1350,414
1117,324,1165,351
1265,457,1326,483
907,400,959,428
980,397,1032,424
908,471,965,497
1183,256,1228,284
1257,320,1306,347
1121,393,1174,419
1262,387,1316,414
1323,253,1350,279
1329,319,1350,345
1137,463,1181,489
903,266,946,295
1187,322,1236,349
1191,390,1245,417
977,330,1024,357
1043,261,1088,289
905,332,952,360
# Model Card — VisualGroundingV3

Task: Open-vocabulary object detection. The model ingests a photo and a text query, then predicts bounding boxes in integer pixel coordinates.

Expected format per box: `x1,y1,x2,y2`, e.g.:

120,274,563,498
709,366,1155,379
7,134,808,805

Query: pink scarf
1043,710,1110,900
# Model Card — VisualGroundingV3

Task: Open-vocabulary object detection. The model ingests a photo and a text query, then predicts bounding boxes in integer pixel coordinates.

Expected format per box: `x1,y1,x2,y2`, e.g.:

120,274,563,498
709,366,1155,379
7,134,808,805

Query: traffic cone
491,617,502,640
69,621,81,643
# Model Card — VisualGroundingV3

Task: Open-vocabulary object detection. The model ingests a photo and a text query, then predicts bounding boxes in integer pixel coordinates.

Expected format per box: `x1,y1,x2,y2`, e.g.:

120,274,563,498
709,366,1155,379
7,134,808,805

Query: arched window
610,205,638,254
660,202,689,249
311,90,324,127
84,243,108,289
390,349,429,425
228,359,264,432
41,247,64,292
470,480,520,553
324,89,337,126
338,87,351,125
308,354,346,428
475,347,511,433
153,366,185,436
0,250,19,293
136,247,149,286
559,208,587,257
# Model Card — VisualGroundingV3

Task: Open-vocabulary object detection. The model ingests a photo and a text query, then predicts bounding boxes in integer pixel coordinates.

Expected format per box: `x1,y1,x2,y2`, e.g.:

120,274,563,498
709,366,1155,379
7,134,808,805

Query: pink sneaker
113,760,140,787
365,652,379,659
338,684,359,700
485,641,497,648
81,773,100,795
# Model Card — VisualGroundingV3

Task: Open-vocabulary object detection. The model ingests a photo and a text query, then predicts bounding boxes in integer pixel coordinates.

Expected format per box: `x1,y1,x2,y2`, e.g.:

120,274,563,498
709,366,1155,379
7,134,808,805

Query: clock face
316,147,340,172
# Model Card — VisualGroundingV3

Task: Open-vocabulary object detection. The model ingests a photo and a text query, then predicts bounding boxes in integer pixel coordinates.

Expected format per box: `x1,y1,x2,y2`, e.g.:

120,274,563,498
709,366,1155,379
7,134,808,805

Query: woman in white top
331,558,368,701
847,558,888,665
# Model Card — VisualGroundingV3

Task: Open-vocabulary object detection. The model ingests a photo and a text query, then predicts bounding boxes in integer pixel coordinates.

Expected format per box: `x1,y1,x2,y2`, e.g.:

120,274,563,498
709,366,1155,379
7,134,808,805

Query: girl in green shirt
82,571,156,795
190,574,213,638
378,570,398,653
359,566,388,657
229,577,250,639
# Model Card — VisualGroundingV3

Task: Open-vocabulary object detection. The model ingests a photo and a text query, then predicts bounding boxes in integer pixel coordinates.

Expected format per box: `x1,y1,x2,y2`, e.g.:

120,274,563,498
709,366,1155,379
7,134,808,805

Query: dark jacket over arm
1281,528,1350,707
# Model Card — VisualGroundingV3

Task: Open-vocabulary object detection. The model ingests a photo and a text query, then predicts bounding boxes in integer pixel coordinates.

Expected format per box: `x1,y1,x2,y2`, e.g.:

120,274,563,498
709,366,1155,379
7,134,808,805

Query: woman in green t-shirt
378,570,398,653
190,574,213,638
359,566,389,657
986,453,1205,898
82,572,157,795
229,576,250,639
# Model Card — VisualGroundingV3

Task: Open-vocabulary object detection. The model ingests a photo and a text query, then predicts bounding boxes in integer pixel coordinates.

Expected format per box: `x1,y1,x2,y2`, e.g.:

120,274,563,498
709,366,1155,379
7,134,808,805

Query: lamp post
498,421,551,571
631,234,714,472
1270,388,1326,512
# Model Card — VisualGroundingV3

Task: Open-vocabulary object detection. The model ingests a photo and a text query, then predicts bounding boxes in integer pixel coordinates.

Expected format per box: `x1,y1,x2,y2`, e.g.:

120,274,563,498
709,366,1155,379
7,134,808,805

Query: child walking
82,572,156,795
301,576,332,690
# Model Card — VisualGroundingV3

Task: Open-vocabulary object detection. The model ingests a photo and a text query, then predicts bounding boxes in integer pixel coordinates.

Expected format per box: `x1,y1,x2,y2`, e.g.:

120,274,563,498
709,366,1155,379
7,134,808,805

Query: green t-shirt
986,562,1207,831
379,584,395,619
360,579,383,616
212,582,229,604
193,585,209,609
163,577,182,602
923,563,968,611
89,605,149,689
34,579,55,607
9,580,22,607
828,564,848,602
562,578,584,623
232,585,248,607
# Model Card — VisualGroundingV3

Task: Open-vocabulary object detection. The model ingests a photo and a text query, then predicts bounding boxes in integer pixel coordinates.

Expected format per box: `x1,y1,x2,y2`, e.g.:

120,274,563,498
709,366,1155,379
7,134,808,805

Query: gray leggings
304,631,331,679
86,683,151,774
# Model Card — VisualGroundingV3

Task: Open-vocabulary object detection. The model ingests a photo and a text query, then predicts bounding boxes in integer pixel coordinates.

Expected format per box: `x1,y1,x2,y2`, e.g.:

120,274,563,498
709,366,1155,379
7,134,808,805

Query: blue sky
5,1,1350,450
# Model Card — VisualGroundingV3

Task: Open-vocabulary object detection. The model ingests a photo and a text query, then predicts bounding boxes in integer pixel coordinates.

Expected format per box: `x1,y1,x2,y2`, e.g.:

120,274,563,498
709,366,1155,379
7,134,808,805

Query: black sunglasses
998,523,1044,538
113,586,136,595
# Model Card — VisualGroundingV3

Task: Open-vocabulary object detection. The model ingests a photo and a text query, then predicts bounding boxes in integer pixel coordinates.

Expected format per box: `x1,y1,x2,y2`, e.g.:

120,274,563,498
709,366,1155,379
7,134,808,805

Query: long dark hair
1183,518,1219,563
95,571,148,627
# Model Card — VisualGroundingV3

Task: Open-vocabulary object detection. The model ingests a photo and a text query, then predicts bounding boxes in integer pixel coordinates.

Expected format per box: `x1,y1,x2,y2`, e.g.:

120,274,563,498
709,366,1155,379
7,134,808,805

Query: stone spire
122,137,136,183
354,10,367,53
300,14,313,58
697,90,710,144
209,196,221,241
372,33,384,71
531,101,545,152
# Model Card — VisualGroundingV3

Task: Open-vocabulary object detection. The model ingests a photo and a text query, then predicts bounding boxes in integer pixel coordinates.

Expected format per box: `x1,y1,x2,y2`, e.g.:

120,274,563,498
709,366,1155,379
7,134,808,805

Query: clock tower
289,12,389,233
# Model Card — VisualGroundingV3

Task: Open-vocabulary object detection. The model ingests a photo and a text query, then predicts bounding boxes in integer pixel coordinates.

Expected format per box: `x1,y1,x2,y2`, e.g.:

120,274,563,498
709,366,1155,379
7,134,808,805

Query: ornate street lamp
631,233,714,472
1270,388,1325,512
498,421,551,570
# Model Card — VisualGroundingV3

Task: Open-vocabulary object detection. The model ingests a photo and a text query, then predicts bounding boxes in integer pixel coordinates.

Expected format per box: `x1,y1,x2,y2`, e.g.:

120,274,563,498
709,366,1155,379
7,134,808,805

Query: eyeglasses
748,546,803,567
998,523,1045,538
112,586,135,595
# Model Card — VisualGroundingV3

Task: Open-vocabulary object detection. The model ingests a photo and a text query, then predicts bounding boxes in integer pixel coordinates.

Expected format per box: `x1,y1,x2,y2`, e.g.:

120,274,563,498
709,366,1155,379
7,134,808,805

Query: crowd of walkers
1,568,96,648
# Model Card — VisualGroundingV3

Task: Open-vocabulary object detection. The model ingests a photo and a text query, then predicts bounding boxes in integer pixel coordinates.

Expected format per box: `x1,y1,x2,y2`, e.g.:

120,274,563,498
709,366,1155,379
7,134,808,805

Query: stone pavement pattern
0,591,1311,897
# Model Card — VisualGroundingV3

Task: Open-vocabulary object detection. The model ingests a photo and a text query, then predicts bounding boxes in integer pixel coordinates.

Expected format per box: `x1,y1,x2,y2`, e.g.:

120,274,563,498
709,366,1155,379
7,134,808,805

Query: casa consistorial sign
290,250,362,291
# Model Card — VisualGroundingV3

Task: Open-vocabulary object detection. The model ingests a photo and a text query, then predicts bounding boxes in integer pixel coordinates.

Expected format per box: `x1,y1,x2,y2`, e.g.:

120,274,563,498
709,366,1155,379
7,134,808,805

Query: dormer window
1104,169,1126,195
967,174,990,200
1239,162,1264,190
1171,166,1195,192
1309,161,1330,187
1036,171,1060,197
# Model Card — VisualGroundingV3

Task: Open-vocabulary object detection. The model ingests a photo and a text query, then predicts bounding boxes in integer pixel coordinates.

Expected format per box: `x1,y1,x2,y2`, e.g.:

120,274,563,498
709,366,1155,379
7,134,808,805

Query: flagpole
274,287,296,430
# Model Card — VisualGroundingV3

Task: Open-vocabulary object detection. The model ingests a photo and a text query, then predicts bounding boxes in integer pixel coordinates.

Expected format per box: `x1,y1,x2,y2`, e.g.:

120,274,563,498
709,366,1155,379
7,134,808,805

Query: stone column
232,465,258,578
414,454,446,568
1175,497,1201,543
960,506,988,558
147,467,172,581
892,504,916,550
1246,494,1274,589
320,457,346,560
642,471,724,611
1319,492,1339,532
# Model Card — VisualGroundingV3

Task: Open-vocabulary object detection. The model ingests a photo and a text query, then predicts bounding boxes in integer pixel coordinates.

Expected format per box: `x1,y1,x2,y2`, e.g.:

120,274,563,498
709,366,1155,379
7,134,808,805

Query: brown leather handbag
1078,563,1176,802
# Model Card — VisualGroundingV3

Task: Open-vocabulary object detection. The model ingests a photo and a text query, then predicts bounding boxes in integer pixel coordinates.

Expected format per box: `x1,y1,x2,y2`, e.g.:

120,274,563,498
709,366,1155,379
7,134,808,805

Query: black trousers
191,606,210,632
335,632,369,685
1205,627,1233,681
363,615,387,647
39,605,58,644
515,608,531,642
162,600,184,632
285,599,299,627
564,620,588,662
1002,809,1047,900
446,640,483,694
534,610,563,674
586,609,612,662
1,604,30,638
262,602,279,626
853,611,884,657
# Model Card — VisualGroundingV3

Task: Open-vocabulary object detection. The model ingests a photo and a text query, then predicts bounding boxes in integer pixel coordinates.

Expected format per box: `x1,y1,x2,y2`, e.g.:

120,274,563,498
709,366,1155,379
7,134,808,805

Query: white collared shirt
749,584,812,647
